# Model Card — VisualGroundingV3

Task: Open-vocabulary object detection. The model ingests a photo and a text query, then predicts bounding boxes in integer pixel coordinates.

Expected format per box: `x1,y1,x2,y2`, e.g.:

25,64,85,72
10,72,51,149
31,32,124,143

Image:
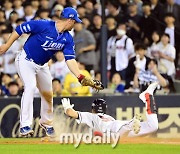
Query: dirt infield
0,137,180,145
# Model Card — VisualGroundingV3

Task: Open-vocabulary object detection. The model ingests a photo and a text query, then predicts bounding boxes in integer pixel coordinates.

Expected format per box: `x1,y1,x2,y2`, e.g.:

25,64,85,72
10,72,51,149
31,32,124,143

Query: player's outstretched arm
66,59,104,91
66,108,78,119
61,98,78,119
0,31,20,55
66,59,81,78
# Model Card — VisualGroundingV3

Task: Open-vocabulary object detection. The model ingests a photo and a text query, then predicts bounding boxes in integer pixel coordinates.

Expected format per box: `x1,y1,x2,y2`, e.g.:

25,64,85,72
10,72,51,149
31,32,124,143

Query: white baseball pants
15,50,53,128
117,112,158,137
128,113,158,137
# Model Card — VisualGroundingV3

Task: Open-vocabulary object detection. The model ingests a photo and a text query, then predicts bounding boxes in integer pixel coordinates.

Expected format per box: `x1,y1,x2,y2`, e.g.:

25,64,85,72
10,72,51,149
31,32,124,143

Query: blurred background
0,0,180,97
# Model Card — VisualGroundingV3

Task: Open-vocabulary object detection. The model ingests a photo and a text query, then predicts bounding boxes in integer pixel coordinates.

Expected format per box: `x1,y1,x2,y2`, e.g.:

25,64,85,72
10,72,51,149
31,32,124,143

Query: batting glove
61,98,74,113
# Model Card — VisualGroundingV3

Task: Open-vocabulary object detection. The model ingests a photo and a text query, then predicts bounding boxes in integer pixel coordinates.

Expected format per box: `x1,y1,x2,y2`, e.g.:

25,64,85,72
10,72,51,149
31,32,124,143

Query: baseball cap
61,7,82,23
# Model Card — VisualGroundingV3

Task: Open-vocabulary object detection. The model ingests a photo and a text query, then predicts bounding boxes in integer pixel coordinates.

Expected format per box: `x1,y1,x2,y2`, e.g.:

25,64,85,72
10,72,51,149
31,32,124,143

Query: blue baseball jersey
15,20,75,65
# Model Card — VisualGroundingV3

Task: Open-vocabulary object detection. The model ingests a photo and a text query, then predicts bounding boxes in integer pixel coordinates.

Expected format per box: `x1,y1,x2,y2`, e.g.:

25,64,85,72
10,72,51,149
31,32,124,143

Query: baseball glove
78,74,104,91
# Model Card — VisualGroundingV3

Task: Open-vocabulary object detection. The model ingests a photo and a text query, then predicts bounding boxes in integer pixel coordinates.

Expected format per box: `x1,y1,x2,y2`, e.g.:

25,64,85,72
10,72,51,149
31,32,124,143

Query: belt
23,49,44,66
25,56,44,66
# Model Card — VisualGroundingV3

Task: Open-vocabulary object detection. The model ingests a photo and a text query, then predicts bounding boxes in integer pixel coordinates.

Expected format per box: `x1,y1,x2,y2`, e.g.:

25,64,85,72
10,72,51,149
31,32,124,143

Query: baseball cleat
139,82,159,103
139,82,158,114
39,123,55,137
20,126,34,136
132,114,141,134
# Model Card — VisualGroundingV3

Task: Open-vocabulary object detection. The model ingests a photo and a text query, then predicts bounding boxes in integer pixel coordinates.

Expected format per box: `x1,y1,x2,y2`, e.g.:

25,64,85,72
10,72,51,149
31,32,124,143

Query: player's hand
0,44,9,55
61,98,74,113
77,74,104,92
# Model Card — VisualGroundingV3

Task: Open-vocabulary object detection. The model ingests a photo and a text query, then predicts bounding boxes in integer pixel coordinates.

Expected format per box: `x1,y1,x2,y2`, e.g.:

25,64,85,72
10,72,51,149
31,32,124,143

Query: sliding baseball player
62,82,159,137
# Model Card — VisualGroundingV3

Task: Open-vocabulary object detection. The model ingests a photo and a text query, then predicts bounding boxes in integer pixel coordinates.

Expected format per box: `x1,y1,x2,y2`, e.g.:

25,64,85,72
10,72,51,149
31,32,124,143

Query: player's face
66,19,75,31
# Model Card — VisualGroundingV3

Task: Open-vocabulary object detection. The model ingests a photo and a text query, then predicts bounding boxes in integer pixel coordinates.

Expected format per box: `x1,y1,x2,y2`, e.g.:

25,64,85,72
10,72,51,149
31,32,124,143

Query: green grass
0,138,180,154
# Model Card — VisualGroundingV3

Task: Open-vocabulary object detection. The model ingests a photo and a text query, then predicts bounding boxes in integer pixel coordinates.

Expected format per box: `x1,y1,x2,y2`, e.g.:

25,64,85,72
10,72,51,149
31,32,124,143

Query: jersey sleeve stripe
23,26,27,32
64,55,76,60
64,55,75,57
27,24,31,31
20,24,24,33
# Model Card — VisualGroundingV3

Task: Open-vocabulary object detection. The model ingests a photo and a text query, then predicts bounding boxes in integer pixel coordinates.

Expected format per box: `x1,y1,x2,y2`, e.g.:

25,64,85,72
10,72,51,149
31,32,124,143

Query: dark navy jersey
15,20,75,65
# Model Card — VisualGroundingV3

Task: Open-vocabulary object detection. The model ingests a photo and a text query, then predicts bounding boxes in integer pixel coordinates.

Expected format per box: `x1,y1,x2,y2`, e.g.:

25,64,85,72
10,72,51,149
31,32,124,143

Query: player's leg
116,114,141,137
128,82,159,137
36,64,54,136
15,51,37,135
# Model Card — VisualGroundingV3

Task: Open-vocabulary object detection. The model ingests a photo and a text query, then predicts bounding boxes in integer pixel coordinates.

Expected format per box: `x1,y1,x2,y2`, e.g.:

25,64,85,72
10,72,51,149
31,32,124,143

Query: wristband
77,74,85,82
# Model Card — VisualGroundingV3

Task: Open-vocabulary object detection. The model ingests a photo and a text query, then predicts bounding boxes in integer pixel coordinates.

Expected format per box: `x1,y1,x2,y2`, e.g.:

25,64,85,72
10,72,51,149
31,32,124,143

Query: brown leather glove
78,74,104,91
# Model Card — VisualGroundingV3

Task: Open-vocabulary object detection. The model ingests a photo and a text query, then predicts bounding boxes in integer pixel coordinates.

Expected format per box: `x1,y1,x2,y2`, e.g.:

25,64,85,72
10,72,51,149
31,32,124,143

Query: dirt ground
0,137,180,145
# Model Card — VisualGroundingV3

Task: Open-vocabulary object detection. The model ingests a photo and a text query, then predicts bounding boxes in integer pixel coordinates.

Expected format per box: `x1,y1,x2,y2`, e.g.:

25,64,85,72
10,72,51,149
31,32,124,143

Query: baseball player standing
0,7,103,137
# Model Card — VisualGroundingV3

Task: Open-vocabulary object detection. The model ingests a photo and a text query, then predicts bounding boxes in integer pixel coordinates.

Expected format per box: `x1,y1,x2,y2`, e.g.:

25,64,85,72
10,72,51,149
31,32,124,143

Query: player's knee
42,91,53,104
